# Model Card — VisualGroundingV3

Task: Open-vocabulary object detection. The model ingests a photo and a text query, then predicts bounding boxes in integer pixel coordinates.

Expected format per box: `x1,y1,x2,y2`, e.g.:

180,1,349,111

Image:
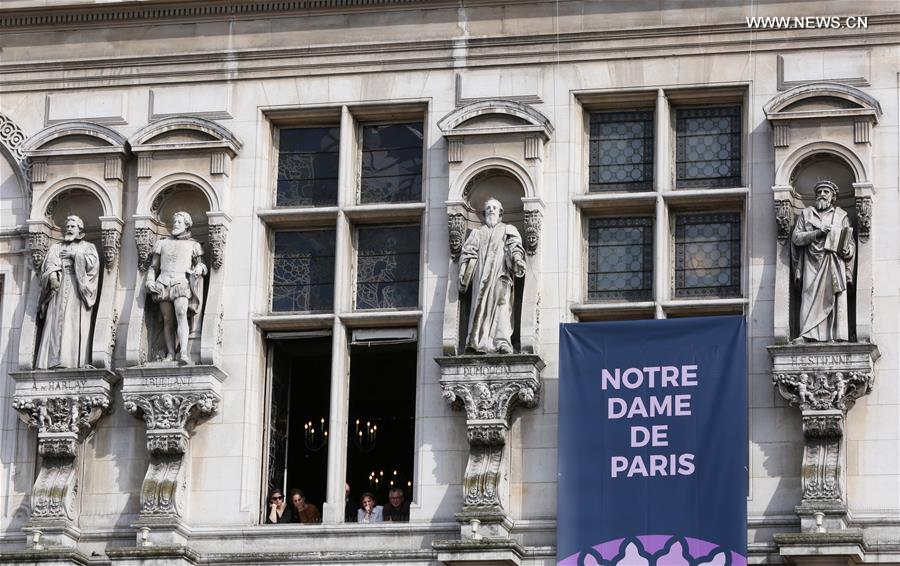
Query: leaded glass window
587,217,653,300
675,106,742,188
356,225,420,309
589,111,654,192
277,127,340,206
674,213,741,297
360,123,423,204
272,230,336,311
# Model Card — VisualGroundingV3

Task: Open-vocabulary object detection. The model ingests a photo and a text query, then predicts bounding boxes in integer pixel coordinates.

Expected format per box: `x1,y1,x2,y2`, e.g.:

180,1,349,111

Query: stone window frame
571,85,749,321
254,102,429,524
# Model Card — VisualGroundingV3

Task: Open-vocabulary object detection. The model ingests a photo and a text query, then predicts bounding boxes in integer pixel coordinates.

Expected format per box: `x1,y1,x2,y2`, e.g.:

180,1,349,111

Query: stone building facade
0,1,897,564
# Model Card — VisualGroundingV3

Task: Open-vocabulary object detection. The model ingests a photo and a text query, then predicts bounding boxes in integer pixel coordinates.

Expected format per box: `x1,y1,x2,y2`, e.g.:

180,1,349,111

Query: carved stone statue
145,211,207,364
459,198,526,354
791,181,854,342
36,215,100,369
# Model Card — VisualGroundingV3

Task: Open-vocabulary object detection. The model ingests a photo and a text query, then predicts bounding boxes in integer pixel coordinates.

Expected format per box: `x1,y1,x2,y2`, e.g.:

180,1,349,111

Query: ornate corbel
448,213,466,262
123,391,218,517
855,196,871,242
773,370,873,412
10,369,117,544
28,231,50,272
775,199,793,242
101,227,122,272
208,223,228,270
437,355,542,530
523,209,542,256
135,226,157,272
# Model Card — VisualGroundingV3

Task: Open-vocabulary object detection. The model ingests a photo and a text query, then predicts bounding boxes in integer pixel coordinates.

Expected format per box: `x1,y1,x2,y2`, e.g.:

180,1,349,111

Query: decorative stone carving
448,213,467,262
208,223,227,270
791,181,854,343
144,211,207,365
121,364,225,538
459,199,526,354
437,355,542,540
523,209,541,256
101,227,121,272
769,342,879,534
855,196,871,242
28,231,50,272
775,199,793,242
10,369,117,547
35,215,100,370
108,309,119,360
135,226,157,272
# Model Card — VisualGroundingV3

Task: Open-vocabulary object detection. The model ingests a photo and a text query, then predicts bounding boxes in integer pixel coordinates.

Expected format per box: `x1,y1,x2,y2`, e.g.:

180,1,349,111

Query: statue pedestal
120,364,225,540
433,354,542,563
769,343,878,563
10,369,118,548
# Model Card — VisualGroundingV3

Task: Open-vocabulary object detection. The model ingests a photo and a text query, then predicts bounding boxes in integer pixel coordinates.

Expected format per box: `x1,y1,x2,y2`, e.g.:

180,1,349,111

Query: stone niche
118,116,239,551
433,99,550,566
764,83,883,565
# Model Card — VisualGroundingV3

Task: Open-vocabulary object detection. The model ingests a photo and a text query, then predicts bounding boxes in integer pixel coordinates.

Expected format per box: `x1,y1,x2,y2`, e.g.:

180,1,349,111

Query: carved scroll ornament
773,371,873,411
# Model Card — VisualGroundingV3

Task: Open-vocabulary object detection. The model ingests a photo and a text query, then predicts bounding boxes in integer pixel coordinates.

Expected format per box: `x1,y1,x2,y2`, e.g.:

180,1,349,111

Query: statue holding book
791,180,855,342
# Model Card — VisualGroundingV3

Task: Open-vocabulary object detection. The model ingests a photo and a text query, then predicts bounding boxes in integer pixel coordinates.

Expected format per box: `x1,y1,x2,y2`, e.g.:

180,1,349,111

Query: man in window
383,487,410,522
459,198,527,354
791,180,854,342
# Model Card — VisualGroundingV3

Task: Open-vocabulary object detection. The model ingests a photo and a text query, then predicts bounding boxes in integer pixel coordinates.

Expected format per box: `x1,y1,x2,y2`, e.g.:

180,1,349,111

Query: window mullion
653,89,671,317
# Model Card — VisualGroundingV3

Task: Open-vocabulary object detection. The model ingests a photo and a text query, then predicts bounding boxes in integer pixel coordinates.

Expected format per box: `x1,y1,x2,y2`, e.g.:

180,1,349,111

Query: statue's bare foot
497,342,513,354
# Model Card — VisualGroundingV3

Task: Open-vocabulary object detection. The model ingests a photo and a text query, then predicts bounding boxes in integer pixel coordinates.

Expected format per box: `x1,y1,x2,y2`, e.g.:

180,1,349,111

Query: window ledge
664,187,748,209
571,301,656,321
252,313,335,331
573,192,657,215
344,202,426,224
662,298,747,316
340,310,422,328
257,207,339,228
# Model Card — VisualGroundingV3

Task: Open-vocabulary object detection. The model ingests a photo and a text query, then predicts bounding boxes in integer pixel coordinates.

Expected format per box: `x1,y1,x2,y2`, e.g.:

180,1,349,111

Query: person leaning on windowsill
357,492,383,524
265,488,294,524
382,487,410,522
289,488,321,524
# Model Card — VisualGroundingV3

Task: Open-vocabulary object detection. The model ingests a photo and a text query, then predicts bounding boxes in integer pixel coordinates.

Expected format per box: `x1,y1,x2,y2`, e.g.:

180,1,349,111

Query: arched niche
765,83,879,343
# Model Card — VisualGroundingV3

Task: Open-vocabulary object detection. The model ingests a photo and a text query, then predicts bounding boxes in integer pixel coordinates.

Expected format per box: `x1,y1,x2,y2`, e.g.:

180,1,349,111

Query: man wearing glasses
383,488,410,522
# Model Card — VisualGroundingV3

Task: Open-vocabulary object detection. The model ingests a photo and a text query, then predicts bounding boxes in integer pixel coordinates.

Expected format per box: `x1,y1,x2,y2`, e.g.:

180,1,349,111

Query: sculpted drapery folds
791,181,855,342
36,215,100,369
459,198,527,354
145,211,207,364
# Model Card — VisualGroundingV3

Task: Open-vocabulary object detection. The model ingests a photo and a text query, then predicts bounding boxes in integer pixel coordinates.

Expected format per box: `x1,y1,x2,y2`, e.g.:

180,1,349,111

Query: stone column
769,343,879,534
120,365,225,546
10,369,118,548
435,354,543,540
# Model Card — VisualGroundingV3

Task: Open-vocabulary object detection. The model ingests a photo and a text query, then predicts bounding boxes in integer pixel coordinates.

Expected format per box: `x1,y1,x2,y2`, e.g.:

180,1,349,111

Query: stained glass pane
360,123,423,203
277,127,340,206
674,213,741,297
587,217,653,301
675,106,742,188
356,225,420,309
589,111,654,192
272,230,336,312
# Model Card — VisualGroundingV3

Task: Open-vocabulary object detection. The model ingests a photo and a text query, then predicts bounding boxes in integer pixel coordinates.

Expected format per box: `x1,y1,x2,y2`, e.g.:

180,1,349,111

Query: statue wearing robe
459,199,526,354
36,237,100,369
791,182,855,342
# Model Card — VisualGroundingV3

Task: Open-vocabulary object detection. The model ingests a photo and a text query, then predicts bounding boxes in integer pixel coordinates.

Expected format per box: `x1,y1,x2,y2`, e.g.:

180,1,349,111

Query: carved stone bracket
769,343,879,533
448,212,467,262
9,369,118,547
101,227,122,272
523,209,541,256
436,354,543,540
28,231,50,272
121,365,225,530
207,223,228,270
855,196,871,242
775,199,793,242
135,226,157,272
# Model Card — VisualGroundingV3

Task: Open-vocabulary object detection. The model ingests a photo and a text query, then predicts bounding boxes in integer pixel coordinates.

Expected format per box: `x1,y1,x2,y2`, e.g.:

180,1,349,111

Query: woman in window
289,488,321,524
357,492,383,524
265,488,294,524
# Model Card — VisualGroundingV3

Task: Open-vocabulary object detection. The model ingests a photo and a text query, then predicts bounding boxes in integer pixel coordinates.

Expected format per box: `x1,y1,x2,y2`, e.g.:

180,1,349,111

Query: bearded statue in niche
459,198,527,354
791,180,855,343
145,211,207,364
35,215,100,369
